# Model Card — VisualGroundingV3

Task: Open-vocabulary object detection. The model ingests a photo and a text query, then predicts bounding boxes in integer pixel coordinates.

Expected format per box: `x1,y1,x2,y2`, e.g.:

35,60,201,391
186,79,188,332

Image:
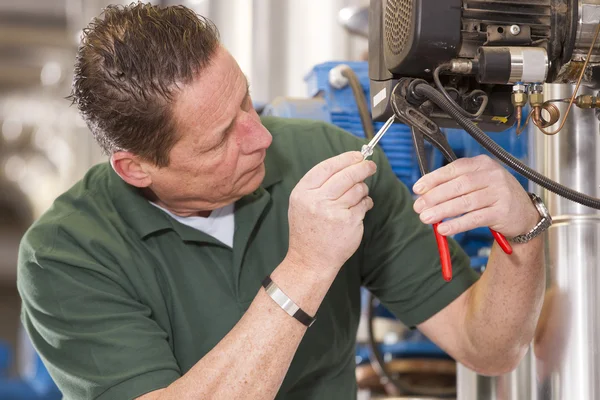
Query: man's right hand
286,151,376,277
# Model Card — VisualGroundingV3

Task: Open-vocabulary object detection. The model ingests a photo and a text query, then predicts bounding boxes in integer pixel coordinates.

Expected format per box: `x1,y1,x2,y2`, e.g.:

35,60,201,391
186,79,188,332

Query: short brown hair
69,3,220,167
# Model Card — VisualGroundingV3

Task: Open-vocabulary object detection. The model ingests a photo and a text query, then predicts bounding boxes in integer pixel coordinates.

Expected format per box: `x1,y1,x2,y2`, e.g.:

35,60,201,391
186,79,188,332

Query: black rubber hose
414,83,600,210
340,66,375,140
433,64,488,119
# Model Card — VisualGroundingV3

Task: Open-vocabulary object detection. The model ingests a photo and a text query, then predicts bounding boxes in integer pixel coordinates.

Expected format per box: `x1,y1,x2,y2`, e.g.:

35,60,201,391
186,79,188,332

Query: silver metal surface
508,47,548,84
510,25,521,36
450,59,474,74
338,6,369,38
574,0,600,62
457,354,532,400
528,83,600,400
457,83,600,400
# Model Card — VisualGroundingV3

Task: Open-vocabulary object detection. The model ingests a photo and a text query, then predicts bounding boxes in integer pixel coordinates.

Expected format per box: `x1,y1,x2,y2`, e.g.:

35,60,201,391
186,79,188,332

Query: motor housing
368,0,585,129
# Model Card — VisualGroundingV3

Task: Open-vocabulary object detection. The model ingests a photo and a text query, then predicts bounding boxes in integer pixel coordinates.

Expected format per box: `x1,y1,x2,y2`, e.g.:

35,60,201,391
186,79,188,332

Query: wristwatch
510,192,552,244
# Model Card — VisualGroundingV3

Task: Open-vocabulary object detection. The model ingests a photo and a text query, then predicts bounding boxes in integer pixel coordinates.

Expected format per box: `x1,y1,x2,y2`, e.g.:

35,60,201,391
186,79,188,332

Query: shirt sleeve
361,144,480,328
17,225,181,400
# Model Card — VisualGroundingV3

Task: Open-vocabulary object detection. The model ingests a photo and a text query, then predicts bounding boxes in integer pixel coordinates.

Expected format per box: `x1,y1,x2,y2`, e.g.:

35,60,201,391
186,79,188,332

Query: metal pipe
457,82,600,399
528,83,600,400
457,355,532,400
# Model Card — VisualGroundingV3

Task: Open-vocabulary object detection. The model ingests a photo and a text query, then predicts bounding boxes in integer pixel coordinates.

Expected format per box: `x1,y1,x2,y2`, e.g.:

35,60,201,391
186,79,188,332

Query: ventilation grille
384,0,413,56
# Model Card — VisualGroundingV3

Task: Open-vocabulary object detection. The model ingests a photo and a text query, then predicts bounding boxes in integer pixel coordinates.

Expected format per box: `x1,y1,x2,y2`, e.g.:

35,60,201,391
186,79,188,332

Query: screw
510,25,521,36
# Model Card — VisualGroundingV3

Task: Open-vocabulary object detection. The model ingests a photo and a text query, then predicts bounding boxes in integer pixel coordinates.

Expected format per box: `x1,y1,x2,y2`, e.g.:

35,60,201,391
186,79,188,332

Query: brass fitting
512,92,528,107
529,93,544,107
575,95,599,108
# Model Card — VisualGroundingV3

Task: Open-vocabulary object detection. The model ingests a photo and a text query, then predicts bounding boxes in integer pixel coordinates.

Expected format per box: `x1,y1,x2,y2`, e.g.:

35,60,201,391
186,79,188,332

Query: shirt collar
108,147,284,240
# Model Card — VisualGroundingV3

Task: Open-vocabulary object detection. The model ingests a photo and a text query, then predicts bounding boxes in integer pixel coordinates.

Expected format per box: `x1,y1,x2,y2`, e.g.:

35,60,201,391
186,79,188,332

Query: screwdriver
361,116,396,159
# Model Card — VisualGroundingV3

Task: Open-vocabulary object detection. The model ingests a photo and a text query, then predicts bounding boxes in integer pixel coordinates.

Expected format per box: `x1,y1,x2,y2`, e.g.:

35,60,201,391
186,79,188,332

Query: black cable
340,66,375,140
366,291,403,396
433,64,488,119
366,292,456,398
414,83,600,210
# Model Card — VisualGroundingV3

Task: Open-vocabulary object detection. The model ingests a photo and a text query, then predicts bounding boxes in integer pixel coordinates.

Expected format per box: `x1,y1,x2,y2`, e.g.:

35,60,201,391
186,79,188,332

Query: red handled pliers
390,85,513,281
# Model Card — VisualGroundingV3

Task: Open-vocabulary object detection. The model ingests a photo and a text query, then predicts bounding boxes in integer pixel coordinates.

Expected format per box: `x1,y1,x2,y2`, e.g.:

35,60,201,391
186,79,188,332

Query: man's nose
240,116,272,154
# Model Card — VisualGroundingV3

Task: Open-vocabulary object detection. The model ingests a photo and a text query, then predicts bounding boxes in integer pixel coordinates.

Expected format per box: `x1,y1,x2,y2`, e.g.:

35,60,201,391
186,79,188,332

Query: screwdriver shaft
361,116,395,159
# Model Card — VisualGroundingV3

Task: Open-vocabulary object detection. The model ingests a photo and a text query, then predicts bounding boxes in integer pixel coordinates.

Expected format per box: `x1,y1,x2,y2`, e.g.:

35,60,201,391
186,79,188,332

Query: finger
349,196,374,220
414,170,492,213
418,188,497,225
413,155,494,195
337,182,369,208
321,160,377,200
300,151,364,189
436,207,493,236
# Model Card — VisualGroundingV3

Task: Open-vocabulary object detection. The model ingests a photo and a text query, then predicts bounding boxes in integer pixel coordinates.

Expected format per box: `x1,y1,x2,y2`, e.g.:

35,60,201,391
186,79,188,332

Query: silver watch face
510,193,552,243
530,193,552,221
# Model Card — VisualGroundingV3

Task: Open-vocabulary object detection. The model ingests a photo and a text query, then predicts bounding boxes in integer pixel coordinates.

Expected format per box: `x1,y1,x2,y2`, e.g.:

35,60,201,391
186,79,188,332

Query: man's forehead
171,49,248,144
175,50,243,119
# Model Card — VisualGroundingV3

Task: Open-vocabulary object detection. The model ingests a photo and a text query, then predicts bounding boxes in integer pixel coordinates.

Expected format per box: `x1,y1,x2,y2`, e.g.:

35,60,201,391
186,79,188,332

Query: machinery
365,0,600,399
369,0,600,132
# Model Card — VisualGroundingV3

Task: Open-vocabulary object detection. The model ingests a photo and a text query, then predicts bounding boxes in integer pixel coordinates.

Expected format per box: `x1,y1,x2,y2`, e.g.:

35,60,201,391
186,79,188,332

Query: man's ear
110,151,153,188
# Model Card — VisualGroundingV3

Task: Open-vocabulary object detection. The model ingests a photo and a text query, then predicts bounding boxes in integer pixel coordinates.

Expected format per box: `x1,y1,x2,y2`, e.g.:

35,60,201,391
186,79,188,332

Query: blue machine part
303,60,529,192
0,340,10,377
0,328,62,400
355,340,452,366
304,61,422,189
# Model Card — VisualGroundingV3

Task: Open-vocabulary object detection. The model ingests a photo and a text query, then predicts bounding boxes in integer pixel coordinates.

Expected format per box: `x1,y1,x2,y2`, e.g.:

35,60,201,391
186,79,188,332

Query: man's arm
137,151,376,400
137,259,331,400
418,238,544,375
412,154,545,376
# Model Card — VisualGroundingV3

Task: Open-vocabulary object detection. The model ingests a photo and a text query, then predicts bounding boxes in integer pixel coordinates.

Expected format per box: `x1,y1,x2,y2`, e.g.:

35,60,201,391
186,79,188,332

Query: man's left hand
412,154,539,238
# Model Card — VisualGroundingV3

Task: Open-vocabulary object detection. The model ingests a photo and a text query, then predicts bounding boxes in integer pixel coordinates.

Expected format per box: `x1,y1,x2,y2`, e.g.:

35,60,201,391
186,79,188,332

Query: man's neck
141,188,213,218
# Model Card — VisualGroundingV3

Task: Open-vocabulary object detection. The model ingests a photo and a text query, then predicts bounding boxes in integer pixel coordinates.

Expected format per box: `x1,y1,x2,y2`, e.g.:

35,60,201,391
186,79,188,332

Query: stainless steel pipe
458,83,600,399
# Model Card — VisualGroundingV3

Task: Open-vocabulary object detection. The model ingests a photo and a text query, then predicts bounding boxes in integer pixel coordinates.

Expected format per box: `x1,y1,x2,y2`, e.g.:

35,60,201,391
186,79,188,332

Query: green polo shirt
18,116,478,400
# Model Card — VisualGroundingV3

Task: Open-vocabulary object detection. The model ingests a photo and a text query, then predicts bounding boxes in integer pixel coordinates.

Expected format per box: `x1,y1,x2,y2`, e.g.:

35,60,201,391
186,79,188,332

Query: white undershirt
150,202,235,248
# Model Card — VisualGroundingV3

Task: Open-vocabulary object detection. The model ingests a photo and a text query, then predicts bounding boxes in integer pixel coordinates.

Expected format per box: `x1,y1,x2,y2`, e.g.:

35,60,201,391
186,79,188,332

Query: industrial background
0,0,598,399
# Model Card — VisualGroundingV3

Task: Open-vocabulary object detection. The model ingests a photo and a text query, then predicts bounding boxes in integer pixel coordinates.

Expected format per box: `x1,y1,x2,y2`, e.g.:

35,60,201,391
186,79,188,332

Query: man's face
145,47,273,216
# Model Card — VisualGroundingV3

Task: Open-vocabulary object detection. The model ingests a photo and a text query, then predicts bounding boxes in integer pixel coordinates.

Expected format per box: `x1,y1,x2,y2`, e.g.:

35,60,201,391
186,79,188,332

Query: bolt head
513,83,527,93
510,25,521,35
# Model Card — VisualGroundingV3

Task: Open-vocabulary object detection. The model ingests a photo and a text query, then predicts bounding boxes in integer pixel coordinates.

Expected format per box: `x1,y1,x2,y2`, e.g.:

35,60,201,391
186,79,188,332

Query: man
17,3,546,400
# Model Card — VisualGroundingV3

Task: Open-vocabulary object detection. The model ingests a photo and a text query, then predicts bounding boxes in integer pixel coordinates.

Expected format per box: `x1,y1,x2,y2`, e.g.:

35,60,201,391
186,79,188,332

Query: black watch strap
261,275,316,327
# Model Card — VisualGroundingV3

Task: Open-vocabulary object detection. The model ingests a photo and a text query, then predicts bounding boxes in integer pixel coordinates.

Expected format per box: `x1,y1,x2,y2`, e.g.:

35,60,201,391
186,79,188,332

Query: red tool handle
490,229,513,255
433,222,453,282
